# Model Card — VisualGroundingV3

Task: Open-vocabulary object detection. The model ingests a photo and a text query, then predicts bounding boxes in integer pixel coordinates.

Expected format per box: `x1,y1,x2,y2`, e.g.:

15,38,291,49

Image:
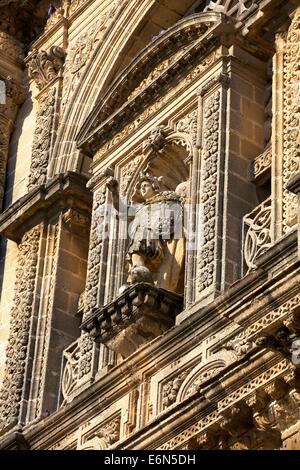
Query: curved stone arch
49,0,155,176
77,11,228,155
124,130,192,200
51,8,228,176
176,351,234,403
165,131,195,161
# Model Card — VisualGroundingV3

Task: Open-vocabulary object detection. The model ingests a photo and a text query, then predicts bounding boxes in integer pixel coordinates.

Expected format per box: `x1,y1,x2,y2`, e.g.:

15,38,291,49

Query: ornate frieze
159,359,290,450
95,49,221,160
197,89,220,294
84,185,107,315
252,146,272,182
0,226,41,431
27,46,65,92
27,87,56,190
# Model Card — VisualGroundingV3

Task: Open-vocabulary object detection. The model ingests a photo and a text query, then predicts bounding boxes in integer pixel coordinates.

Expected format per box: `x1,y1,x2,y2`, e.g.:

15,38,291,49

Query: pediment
77,12,234,155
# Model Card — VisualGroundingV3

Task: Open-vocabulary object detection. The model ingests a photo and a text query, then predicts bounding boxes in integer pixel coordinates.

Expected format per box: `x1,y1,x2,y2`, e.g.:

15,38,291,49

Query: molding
76,12,234,154
0,172,92,242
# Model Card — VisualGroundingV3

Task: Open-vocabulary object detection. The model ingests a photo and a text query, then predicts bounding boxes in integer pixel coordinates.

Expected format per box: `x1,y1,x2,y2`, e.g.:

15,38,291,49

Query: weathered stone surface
0,0,300,452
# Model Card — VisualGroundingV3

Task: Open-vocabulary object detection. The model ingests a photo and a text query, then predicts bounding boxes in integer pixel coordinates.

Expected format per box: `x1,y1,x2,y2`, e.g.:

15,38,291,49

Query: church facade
0,0,300,450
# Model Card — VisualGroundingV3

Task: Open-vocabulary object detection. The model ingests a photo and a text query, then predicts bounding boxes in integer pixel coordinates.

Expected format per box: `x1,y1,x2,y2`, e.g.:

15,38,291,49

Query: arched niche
110,132,192,300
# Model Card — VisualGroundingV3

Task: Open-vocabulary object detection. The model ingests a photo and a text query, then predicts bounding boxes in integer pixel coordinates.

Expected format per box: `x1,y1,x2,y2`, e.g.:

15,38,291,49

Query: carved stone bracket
82,283,183,357
255,314,300,368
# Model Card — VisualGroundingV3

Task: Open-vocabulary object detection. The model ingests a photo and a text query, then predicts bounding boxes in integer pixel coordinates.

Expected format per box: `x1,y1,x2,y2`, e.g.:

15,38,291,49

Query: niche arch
111,130,193,299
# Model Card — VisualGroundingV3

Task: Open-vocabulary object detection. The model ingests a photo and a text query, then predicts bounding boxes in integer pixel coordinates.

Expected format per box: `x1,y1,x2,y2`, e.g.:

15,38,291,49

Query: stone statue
106,172,186,294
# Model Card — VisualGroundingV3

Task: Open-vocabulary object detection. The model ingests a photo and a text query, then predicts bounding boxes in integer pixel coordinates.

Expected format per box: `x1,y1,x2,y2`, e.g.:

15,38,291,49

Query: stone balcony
81,283,183,357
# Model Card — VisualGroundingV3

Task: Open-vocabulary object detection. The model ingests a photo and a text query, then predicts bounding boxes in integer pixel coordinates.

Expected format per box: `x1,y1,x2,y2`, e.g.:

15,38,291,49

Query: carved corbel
219,402,253,438
255,312,300,367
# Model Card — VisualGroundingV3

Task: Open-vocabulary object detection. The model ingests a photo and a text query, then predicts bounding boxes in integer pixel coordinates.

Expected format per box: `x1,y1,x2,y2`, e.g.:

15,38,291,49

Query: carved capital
27,46,66,91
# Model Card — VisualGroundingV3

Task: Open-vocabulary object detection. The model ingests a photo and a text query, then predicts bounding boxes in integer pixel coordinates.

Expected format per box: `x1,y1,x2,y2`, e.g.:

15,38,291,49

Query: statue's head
137,172,163,201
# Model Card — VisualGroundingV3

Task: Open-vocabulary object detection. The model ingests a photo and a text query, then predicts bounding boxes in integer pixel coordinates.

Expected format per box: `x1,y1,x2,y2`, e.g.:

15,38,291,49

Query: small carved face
140,180,156,200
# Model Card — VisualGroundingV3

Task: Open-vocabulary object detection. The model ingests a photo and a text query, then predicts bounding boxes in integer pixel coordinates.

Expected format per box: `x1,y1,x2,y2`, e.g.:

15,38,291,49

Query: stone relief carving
176,357,228,402
27,47,65,92
0,76,26,207
95,49,221,160
45,6,65,32
62,0,128,108
252,146,272,181
79,415,121,450
0,226,41,431
61,338,81,402
204,0,255,17
85,185,107,314
282,8,300,230
162,372,189,409
176,109,198,147
243,197,272,272
245,292,300,339
68,0,88,16
197,90,220,293
159,359,290,450
120,155,144,197
66,186,108,387
27,87,56,190
126,48,189,103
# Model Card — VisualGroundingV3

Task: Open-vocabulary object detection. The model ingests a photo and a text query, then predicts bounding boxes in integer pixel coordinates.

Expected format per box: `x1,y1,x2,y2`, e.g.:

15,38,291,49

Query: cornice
0,171,92,242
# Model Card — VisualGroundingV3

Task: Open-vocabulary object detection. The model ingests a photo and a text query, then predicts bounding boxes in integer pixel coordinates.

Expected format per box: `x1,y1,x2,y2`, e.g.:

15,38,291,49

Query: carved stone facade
0,0,300,452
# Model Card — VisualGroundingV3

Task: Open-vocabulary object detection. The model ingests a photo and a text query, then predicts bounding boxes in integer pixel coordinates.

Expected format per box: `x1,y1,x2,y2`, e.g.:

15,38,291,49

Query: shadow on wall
3,92,34,210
